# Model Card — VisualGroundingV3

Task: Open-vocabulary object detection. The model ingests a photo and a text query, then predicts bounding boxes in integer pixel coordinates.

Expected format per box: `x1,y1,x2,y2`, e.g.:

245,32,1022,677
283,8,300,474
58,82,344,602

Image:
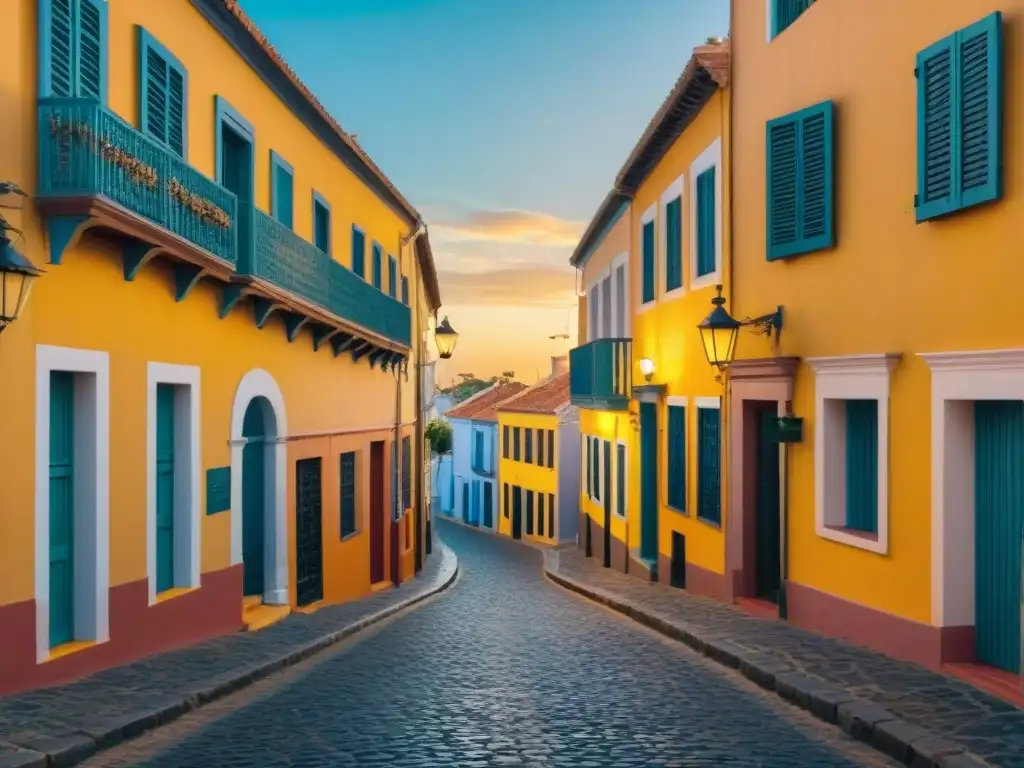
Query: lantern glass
638,357,655,381
699,323,738,370
434,316,459,360
0,238,41,328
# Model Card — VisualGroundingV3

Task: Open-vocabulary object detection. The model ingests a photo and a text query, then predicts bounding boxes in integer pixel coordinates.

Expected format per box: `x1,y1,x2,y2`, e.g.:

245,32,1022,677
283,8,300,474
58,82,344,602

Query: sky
240,0,730,385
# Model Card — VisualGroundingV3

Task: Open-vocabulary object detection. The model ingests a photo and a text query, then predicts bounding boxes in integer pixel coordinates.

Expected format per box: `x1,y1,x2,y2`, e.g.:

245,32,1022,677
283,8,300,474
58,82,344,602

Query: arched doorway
230,370,289,606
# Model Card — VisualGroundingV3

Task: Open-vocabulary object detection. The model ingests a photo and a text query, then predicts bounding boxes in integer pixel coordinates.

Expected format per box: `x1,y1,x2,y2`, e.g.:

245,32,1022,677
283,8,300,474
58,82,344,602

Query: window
526,491,534,535
473,430,485,473
547,430,555,468
809,354,897,555
503,425,510,459
696,400,721,524
613,261,627,336
139,28,187,158
661,175,684,295
270,151,294,229
547,493,555,536
513,427,521,461
585,252,629,341
313,192,331,253
41,0,109,102
695,168,716,278
537,429,545,467
538,494,546,536
401,276,410,306
402,435,411,510
388,255,397,299
591,437,601,502
766,103,834,261
916,12,1003,223
524,428,533,464
770,0,816,40
616,443,627,518
340,451,357,537
667,402,686,512
351,227,366,278
585,436,592,497
588,284,599,340
503,482,510,518
372,242,383,289
600,274,612,338
640,206,656,305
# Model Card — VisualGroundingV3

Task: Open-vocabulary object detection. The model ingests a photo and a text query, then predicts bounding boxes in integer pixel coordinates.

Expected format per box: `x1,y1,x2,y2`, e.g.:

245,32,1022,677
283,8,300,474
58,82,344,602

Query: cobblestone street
106,521,897,767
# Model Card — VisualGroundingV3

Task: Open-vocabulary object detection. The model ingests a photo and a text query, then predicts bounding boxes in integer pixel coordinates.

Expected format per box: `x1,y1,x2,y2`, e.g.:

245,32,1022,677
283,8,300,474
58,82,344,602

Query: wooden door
49,372,75,648
370,441,386,584
295,458,324,607
155,384,176,593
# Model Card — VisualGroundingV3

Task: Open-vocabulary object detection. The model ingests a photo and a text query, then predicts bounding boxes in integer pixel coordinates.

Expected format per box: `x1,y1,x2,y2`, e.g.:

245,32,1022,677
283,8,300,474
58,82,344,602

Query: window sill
154,586,199,605
637,301,657,315
341,530,360,542
662,286,685,303
696,514,722,530
819,523,886,554
690,273,721,293
45,639,99,663
666,503,688,517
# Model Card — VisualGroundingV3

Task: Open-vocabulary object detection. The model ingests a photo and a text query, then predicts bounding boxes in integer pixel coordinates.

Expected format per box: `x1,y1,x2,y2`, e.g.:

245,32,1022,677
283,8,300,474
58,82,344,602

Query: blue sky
241,0,730,382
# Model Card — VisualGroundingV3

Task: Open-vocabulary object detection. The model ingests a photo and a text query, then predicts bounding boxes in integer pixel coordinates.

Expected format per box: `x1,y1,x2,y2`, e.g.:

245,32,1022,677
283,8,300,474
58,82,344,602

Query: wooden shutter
537,494,545,536
641,220,655,303
616,443,626,517
372,244,383,289
155,384,176,593
586,436,592,496
388,256,397,299
402,435,411,510
47,0,74,97
340,451,356,537
141,30,187,157
77,0,105,100
697,407,721,524
665,197,682,291
844,400,878,533
773,0,815,37
351,227,365,277
314,199,331,253
696,168,716,277
49,371,76,648
667,405,686,511
401,276,409,306
272,155,294,228
916,12,1003,221
547,430,554,468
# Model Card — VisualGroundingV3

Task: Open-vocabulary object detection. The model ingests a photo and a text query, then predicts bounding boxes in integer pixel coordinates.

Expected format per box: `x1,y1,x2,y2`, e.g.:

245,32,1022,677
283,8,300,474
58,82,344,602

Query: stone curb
542,553,992,768
0,544,459,768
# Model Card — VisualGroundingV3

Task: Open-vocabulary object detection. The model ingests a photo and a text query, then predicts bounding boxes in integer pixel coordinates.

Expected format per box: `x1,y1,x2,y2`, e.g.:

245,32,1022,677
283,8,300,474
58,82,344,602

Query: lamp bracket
740,305,784,340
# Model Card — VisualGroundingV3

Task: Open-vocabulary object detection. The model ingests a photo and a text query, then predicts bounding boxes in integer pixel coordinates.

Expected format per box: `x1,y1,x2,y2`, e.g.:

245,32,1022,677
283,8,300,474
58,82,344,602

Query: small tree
425,418,453,456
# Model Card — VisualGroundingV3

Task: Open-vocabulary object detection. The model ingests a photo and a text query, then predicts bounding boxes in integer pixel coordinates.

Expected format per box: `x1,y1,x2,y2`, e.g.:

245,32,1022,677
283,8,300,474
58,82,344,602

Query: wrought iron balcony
37,98,237,267
248,210,411,347
569,338,632,410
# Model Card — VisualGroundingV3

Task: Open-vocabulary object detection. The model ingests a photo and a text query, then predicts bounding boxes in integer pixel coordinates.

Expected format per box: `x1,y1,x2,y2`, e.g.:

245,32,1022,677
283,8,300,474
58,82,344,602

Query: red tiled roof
446,382,529,421
497,372,570,416
218,0,442,310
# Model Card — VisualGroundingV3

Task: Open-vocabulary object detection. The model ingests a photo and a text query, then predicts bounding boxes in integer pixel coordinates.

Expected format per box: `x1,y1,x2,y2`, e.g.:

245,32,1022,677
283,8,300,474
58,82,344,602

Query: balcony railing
569,338,632,410
37,98,238,265
250,210,412,347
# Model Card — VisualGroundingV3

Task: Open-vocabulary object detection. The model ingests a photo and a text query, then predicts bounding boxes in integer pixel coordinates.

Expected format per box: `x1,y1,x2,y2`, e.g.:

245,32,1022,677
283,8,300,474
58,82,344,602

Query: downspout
402,222,428,571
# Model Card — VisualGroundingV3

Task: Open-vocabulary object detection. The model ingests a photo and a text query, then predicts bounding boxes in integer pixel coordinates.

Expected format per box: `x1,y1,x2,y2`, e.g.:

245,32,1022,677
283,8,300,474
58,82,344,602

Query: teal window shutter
525,428,533,464
340,451,356,537
592,439,600,502
402,435,411,510
667,405,686,511
313,193,331,253
388,256,397,299
401,276,409,305
664,197,682,291
155,384,176,593
616,443,626,517
586,437,592,496
139,28,187,158
547,430,554,468
771,0,816,39
474,431,484,472
697,407,721,524
351,227,365,278
537,430,545,466
538,494,545,536
844,399,879,533
915,12,1003,223
270,152,294,228
372,243,383,289
766,100,834,261
641,220,656,302
696,167,716,276
41,0,109,102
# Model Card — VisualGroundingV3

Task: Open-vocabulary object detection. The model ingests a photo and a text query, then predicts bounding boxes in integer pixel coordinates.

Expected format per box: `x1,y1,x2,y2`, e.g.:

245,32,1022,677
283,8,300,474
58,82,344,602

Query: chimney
551,355,569,378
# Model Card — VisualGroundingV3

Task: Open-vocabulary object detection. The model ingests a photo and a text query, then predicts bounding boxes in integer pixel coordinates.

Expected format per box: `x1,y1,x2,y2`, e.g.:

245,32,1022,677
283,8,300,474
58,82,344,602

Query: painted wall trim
688,136,724,293
34,344,111,662
229,368,289,605
808,353,900,555
919,347,1024,627
146,362,202,605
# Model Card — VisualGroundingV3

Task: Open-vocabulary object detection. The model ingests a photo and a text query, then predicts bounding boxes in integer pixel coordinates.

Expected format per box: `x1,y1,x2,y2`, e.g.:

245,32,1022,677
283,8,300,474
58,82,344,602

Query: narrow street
95,521,897,768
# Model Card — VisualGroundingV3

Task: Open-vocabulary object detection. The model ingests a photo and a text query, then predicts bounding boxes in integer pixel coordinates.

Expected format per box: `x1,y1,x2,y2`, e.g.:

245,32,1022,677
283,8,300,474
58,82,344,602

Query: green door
756,410,782,603
639,402,659,563
483,482,494,528
155,384,176,593
974,400,1024,673
242,400,266,597
49,371,75,648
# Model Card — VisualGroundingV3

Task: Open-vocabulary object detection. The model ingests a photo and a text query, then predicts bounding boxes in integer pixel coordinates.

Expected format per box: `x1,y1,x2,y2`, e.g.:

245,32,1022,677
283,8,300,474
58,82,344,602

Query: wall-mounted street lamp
638,357,656,383
697,285,783,376
0,218,43,333
434,315,459,360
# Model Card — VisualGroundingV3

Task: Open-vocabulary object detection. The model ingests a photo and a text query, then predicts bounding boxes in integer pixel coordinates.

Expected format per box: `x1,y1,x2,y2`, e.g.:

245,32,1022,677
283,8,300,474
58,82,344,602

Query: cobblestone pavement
123,520,898,768
548,547,1024,768
0,545,457,768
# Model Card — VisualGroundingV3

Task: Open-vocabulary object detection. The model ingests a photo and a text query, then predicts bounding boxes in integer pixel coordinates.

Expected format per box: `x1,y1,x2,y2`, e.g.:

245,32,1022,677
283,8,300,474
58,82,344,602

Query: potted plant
425,418,453,456
776,414,803,443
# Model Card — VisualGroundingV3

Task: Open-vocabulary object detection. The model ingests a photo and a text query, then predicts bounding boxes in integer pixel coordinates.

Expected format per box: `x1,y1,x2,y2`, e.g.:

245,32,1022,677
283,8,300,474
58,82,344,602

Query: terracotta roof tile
446,382,529,421
497,372,571,416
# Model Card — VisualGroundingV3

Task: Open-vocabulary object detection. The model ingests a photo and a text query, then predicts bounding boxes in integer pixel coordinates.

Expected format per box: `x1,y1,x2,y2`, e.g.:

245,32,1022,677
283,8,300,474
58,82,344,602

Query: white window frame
807,354,900,555
610,250,630,338
660,174,686,301
614,438,629,518
918,348,1024,630
665,395,688,512
147,362,202,605
638,203,658,313
34,345,111,661
689,137,724,292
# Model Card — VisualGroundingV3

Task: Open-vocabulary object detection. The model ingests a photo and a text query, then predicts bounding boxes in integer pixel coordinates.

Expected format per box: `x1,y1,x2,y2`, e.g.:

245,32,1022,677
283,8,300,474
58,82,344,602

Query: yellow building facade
497,364,578,545
730,0,1023,674
0,0,442,694
569,42,732,599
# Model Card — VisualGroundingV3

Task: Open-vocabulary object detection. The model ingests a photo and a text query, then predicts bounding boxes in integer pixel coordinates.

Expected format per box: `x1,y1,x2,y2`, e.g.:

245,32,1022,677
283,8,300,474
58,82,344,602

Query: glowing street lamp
434,316,459,360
